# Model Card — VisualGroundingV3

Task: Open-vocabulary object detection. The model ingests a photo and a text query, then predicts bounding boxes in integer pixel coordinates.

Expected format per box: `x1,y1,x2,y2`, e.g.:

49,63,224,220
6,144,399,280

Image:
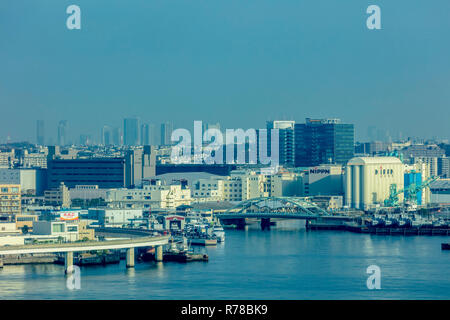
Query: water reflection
0,222,449,299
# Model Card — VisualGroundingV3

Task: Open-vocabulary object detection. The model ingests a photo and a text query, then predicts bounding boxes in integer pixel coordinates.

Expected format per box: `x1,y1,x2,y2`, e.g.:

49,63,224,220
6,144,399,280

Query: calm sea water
0,220,449,300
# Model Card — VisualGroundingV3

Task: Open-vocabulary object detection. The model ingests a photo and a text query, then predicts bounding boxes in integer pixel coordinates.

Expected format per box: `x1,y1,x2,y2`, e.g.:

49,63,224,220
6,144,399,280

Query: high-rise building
112,127,121,146
57,120,68,146
148,124,157,145
101,126,111,146
140,123,149,146
125,146,156,187
266,120,295,166
36,120,45,146
124,118,139,146
294,118,354,167
160,122,173,146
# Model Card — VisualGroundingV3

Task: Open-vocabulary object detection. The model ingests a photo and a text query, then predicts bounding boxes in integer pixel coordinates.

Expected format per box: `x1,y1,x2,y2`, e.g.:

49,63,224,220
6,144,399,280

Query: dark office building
294,118,354,167
47,158,127,189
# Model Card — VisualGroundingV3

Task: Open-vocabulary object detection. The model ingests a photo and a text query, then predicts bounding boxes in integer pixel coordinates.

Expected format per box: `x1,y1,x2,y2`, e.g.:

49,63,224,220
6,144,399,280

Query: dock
306,221,450,236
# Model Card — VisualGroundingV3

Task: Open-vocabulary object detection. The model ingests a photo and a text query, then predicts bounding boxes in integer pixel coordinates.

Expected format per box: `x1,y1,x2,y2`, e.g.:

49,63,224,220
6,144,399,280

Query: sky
1,0,450,143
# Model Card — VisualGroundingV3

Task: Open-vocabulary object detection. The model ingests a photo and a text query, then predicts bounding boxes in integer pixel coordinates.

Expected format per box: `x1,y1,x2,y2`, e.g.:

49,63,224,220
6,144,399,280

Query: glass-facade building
294,118,354,167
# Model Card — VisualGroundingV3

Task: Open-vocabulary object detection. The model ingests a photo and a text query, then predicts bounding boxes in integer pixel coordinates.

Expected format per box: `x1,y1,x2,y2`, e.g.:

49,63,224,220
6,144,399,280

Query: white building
70,185,107,200
303,165,344,196
106,180,192,210
191,169,303,202
88,208,144,228
32,220,79,242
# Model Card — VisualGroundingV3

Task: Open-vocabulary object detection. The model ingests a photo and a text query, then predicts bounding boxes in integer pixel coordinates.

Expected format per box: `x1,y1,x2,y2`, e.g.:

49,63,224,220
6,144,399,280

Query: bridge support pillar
236,219,246,230
126,248,135,268
64,251,74,274
261,218,271,230
155,245,163,262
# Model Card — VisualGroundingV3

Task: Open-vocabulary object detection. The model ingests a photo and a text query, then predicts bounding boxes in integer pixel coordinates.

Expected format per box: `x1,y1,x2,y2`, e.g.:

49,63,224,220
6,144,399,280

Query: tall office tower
148,124,157,145
57,120,68,146
294,118,354,167
266,120,295,166
123,118,140,146
160,122,173,146
124,146,156,187
140,123,150,145
36,120,45,146
112,127,121,146
101,126,111,145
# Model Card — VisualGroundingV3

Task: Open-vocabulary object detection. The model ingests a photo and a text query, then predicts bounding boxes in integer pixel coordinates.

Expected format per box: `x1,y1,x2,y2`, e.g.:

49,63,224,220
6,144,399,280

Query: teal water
0,221,449,299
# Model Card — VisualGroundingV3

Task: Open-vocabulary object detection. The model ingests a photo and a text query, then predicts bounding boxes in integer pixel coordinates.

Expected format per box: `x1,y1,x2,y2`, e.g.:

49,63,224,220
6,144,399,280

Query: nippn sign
59,211,79,221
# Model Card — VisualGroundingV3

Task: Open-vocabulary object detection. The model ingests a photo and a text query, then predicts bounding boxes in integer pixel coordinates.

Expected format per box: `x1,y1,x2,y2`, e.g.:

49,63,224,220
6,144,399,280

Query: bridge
216,196,352,228
0,228,170,273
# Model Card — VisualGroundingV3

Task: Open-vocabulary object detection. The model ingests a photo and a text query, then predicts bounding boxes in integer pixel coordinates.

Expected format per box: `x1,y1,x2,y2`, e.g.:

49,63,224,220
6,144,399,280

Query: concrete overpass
0,232,169,273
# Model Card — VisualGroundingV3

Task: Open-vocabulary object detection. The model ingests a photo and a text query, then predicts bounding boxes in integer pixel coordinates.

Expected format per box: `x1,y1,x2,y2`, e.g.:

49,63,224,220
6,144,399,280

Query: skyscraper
160,122,173,146
57,120,68,146
148,123,157,145
266,120,295,166
123,118,139,146
294,118,354,167
101,125,111,145
112,127,122,146
36,120,45,146
140,123,149,146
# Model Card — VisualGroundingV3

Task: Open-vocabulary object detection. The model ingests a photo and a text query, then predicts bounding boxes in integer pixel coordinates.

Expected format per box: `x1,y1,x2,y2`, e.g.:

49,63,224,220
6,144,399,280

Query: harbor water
0,220,449,299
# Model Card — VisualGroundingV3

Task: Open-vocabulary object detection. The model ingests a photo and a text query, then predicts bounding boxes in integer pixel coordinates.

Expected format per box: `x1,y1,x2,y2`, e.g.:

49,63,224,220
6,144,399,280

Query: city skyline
1,1,450,143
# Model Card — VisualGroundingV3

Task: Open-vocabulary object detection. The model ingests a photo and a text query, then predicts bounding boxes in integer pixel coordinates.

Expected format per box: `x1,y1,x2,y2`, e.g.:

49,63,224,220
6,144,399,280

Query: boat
188,237,217,246
212,225,225,243
441,243,450,250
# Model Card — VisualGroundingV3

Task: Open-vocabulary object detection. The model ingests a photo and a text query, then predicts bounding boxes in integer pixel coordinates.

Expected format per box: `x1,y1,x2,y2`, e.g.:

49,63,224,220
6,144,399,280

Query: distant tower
123,118,139,146
101,125,111,145
140,123,149,146
57,120,68,146
160,122,173,146
148,123,156,145
36,120,45,145
112,127,122,146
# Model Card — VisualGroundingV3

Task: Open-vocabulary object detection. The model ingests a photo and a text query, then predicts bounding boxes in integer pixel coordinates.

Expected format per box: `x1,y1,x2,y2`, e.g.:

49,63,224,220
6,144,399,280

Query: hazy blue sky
1,0,449,143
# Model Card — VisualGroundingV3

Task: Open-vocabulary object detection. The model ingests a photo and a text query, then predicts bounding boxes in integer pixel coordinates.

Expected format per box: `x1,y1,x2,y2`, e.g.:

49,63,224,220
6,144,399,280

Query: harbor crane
384,175,438,208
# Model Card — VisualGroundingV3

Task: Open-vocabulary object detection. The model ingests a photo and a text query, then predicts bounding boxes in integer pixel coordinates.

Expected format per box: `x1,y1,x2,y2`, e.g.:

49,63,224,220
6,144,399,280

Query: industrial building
430,179,450,204
344,157,405,210
302,165,344,196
